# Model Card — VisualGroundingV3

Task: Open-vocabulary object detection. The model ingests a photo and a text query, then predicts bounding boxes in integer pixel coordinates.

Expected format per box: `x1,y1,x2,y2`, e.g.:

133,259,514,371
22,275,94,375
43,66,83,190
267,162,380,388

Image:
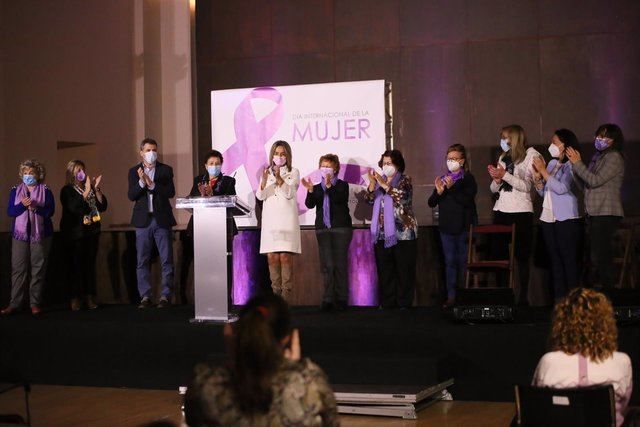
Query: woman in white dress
256,140,301,302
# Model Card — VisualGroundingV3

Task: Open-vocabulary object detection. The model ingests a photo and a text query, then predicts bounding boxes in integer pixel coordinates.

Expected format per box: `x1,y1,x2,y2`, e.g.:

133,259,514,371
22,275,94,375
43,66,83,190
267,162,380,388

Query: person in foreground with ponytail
184,293,338,427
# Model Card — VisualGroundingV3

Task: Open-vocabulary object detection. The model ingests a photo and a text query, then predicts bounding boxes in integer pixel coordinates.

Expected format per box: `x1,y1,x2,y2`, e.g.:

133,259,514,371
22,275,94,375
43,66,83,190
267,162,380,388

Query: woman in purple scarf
2,159,55,315
302,154,353,312
366,150,418,309
428,144,477,308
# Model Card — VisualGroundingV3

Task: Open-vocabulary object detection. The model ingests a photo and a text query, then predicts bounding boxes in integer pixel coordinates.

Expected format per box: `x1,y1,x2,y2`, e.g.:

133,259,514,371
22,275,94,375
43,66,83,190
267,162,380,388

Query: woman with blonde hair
60,160,108,311
487,125,540,305
256,140,301,302
533,288,632,426
2,160,55,315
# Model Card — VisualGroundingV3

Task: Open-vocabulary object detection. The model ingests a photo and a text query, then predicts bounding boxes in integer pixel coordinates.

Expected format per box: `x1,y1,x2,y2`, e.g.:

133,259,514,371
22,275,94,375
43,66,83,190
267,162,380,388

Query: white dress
256,166,301,254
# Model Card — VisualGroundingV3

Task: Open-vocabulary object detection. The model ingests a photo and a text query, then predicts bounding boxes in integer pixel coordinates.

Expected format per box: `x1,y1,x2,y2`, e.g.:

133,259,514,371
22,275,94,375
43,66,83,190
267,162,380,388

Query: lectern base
189,314,238,324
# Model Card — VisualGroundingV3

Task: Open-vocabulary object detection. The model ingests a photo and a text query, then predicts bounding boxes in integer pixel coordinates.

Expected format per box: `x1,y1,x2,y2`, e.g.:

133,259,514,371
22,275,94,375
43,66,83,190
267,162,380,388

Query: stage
1,305,638,404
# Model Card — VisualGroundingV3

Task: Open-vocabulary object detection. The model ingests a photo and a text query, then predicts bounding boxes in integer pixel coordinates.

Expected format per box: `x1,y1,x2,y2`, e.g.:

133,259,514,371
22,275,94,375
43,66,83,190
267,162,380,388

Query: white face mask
143,151,158,164
500,138,510,152
548,144,561,158
382,165,396,177
446,160,461,172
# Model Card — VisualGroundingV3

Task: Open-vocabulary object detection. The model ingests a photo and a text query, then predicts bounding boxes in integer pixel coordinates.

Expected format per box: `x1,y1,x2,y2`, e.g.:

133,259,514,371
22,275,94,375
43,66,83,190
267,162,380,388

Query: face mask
143,151,158,164
319,167,334,178
446,160,461,172
594,137,610,151
500,138,510,152
382,165,396,177
207,165,221,177
76,170,86,182
22,174,37,186
273,156,286,167
548,144,561,158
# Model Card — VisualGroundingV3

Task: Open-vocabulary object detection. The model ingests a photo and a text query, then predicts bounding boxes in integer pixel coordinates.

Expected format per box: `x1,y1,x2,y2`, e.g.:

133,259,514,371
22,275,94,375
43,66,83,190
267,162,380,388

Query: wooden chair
465,224,516,289
514,384,615,427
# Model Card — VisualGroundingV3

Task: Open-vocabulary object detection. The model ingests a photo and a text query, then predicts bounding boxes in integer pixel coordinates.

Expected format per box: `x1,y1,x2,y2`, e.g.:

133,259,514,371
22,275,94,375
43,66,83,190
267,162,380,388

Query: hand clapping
566,147,581,164
301,177,314,192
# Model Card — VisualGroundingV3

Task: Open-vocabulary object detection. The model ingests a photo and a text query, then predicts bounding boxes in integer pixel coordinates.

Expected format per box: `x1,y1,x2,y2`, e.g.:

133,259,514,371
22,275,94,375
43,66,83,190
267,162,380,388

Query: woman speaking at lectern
180,150,236,305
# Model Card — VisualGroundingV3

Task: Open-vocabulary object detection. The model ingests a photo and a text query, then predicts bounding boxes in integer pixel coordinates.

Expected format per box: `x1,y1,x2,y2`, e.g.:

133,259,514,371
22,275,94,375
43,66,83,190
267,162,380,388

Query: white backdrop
211,80,387,226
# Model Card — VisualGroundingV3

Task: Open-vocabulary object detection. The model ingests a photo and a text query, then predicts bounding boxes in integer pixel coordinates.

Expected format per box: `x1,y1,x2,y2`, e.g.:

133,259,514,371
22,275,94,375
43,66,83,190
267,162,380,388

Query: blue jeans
136,217,174,299
440,231,468,299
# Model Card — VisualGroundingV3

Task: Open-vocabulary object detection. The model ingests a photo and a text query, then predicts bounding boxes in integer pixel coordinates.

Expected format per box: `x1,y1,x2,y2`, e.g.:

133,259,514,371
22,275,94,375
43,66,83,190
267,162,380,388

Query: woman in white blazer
256,140,301,302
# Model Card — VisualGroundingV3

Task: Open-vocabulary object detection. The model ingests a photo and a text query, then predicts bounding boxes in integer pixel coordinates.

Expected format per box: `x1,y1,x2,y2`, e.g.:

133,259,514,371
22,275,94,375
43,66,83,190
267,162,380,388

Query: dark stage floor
1,304,638,404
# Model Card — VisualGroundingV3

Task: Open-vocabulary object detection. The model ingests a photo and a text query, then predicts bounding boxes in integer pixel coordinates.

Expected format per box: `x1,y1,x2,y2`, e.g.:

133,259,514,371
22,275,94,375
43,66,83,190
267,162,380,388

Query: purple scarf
13,183,46,242
320,176,338,228
371,173,402,248
588,151,604,172
440,169,464,184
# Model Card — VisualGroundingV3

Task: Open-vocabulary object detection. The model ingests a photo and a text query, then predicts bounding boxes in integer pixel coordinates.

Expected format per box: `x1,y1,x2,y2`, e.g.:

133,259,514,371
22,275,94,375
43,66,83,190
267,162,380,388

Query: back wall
195,0,640,222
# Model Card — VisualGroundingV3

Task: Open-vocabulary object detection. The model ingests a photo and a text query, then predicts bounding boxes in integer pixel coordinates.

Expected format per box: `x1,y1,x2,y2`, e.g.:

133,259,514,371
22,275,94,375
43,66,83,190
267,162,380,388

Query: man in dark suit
128,138,176,308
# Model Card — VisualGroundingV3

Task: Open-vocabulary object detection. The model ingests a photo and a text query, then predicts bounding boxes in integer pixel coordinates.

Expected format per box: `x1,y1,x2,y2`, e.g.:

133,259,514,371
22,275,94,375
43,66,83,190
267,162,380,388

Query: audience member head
203,150,224,178
594,123,624,153
500,124,527,163
65,160,87,185
377,149,405,177
229,293,293,414
549,288,618,362
446,144,469,172
19,159,46,186
139,138,159,165
319,153,340,178
269,140,293,171
550,129,579,163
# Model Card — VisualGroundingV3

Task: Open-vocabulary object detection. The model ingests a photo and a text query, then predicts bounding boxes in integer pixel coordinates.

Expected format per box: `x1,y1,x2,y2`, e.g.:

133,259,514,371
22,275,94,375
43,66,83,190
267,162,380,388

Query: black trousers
316,227,353,304
374,239,417,308
541,219,580,301
588,215,621,287
493,211,533,304
68,234,100,298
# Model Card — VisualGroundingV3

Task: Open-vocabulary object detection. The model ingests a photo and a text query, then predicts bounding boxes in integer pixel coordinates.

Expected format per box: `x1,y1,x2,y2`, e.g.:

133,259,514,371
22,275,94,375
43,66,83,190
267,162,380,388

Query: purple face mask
594,137,610,151
319,167,334,178
76,170,86,182
273,156,286,167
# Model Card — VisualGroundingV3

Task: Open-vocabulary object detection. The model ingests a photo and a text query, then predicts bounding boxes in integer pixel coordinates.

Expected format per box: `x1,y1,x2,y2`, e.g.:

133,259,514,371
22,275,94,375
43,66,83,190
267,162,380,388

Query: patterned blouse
185,358,339,427
366,174,418,241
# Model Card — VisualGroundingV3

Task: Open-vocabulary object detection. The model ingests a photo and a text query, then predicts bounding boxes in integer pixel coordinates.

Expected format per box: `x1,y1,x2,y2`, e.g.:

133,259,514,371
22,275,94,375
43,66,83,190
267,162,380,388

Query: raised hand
435,176,445,195
325,173,332,188
532,156,545,173
137,167,145,180
283,329,301,361
301,177,314,192
444,175,454,189
566,147,581,164
83,175,92,198
93,175,102,189
21,197,31,207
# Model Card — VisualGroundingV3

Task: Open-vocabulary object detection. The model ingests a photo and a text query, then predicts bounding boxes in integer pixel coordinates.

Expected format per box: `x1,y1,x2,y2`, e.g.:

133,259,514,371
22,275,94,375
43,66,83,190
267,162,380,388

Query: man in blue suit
128,138,177,308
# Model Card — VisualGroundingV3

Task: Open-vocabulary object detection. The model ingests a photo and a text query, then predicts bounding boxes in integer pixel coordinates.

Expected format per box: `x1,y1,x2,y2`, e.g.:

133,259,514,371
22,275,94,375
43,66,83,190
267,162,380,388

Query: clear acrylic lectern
176,195,251,322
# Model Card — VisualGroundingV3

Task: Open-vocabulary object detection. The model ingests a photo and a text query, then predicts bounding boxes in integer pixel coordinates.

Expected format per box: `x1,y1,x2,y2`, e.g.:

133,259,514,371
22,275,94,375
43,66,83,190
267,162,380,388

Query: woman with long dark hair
566,123,625,287
185,294,338,426
532,129,581,300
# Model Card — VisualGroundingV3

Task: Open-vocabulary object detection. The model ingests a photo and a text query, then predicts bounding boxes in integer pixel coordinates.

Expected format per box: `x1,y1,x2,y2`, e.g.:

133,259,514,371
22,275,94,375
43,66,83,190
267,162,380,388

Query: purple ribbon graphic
222,87,285,191
221,86,373,215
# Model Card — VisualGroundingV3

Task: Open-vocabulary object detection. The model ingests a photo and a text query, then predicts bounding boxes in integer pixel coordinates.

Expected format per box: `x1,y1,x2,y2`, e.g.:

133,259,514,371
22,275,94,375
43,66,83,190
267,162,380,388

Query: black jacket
128,162,177,228
59,185,108,240
304,179,352,229
186,173,237,238
427,172,478,235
